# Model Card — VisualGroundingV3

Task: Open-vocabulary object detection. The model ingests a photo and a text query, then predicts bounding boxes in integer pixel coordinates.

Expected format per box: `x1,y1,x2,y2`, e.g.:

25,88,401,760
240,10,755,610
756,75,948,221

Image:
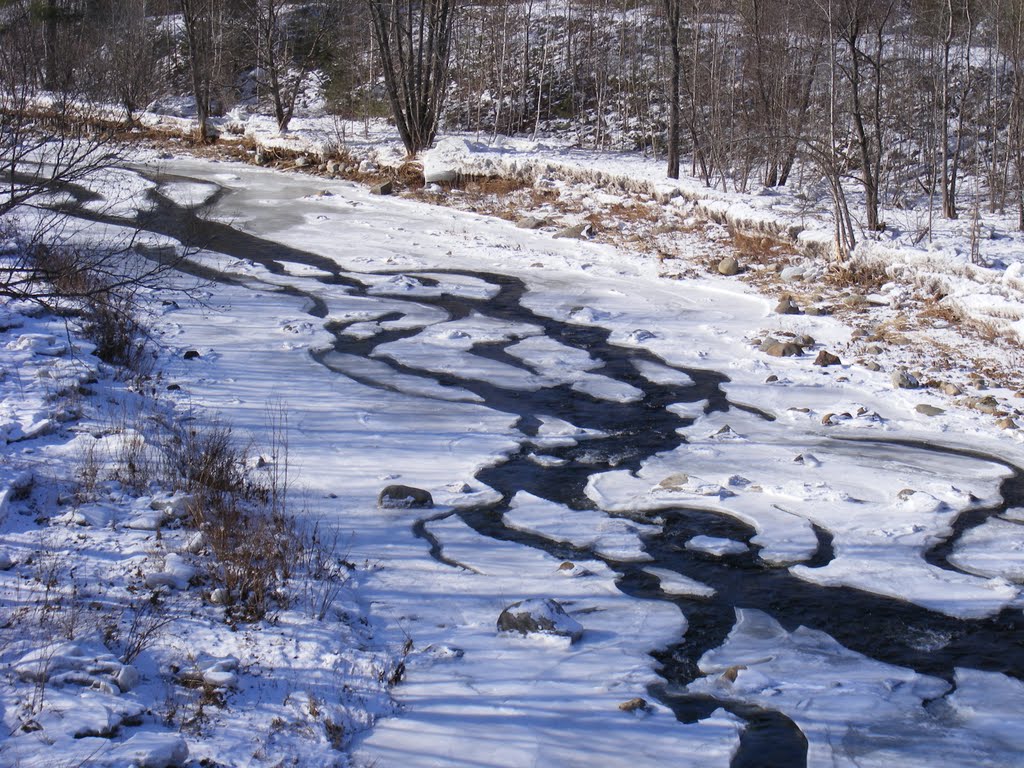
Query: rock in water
377,484,433,509
497,598,583,642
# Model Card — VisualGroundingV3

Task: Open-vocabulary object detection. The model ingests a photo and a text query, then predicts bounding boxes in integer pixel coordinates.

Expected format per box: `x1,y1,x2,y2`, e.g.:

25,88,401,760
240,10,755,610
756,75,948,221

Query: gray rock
970,396,1001,415
864,361,882,371
294,155,311,168
941,382,963,396
891,369,919,389
553,223,591,240
775,296,800,315
326,159,341,174
371,180,394,196
497,598,583,642
780,265,806,282
915,404,945,417
516,215,548,230
795,334,815,347
718,257,740,276
377,484,433,509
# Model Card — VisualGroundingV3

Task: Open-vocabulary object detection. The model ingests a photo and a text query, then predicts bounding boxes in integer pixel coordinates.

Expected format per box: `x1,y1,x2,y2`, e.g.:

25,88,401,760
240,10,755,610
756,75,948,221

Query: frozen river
60,156,1024,767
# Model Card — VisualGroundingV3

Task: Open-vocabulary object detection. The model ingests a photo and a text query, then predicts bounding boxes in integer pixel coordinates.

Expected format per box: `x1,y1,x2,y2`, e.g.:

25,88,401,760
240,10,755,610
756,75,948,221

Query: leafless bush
119,596,174,665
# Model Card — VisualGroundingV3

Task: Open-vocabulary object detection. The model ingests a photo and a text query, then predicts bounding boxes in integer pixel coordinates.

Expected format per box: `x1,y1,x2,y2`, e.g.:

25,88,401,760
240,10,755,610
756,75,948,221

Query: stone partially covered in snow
377,484,434,509
32,689,144,738
497,598,583,642
15,639,136,693
144,553,195,590
177,653,240,689
110,732,189,768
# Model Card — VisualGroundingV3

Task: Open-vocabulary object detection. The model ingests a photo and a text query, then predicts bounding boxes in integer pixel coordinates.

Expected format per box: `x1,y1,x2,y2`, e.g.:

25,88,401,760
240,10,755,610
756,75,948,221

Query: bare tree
179,0,229,142
366,0,457,156
662,0,683,178
244,0,332,132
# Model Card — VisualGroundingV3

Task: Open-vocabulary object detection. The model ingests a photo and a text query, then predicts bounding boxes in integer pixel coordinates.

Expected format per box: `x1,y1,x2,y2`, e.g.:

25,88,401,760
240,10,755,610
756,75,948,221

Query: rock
762,340,803,357
326,159,341,174
970,396,1001,415
814,350,841,367
997,417,1019,430
294,155,310,168
618,697,651,713
891,369,919,389
113,733,190,768
775,296,800,315
557,561,592,578
377,484,434,509
718,256,740,276
795,334,816,347
720,664,747,683
864,344,884,355
864,361,882,371
497,598,583,642
843,293,868,307
254,150,268,165
0,552,12,570
915,404,945,417
183,350,200,360
553,223,590,240
371,180,394,196
765,375,779,383
780,265,806,282
516,215,548,230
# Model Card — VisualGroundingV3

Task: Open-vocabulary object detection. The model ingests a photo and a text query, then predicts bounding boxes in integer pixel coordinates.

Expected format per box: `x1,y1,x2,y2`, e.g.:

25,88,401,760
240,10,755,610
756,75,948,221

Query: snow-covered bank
0,280,396,766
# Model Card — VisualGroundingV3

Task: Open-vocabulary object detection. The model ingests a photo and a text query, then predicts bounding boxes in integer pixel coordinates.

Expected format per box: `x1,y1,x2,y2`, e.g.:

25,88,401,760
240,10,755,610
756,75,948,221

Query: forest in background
3,0,1024,255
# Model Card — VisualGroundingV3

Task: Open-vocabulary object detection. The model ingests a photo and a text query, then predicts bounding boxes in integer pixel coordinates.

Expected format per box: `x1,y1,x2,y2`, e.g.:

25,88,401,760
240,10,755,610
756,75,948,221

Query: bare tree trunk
663,0,682,179
367,0,457,157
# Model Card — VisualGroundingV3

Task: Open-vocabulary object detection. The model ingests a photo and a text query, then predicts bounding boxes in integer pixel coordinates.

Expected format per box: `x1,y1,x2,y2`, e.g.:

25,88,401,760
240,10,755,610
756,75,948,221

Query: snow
642,566,716,598
6,136,1024,766
685,535,749,557
949,518,1024,581
503,491,656,561
685,609,1024,768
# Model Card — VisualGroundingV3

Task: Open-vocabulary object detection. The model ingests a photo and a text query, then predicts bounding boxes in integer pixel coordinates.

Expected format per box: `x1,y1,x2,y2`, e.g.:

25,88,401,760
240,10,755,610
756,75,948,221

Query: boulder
553,223,591,240
516,215,548,230
183,350,201,360
814,350,841,367
497,598,583,642
762,340,803,357
371,180,394,196
718,257,741,276
377,484,434,509
775,296,800,315
891,369,919,389
915,404,945,417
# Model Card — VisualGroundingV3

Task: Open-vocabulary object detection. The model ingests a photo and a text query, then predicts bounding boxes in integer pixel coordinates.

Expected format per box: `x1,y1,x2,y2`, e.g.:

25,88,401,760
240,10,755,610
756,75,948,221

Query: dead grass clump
730,231,793,263
823,260,889,292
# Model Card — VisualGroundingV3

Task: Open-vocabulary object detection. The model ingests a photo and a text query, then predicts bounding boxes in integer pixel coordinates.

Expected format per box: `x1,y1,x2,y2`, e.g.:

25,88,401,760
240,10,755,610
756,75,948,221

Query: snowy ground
3,138,1024,767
